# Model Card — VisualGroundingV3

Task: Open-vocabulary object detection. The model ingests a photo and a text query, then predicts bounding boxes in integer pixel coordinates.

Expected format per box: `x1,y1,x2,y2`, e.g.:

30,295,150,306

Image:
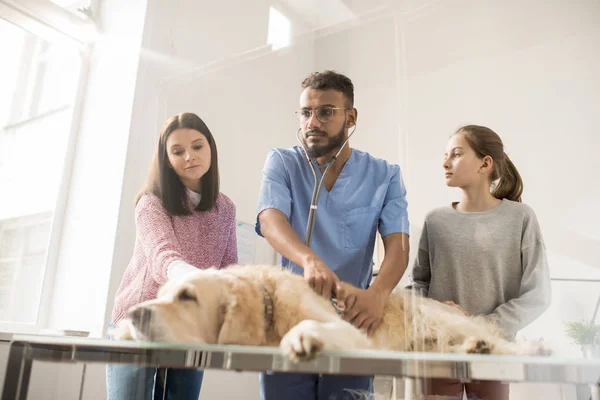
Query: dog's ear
216,279,266,346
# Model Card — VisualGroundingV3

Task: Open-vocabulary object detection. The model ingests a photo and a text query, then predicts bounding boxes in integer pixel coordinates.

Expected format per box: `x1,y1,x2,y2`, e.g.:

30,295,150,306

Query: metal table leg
591,383,600,400
2,342,32,400
404,377,424,399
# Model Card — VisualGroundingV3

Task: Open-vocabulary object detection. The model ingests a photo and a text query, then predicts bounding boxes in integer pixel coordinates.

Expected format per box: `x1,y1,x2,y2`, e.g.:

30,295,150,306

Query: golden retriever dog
112,264,548,361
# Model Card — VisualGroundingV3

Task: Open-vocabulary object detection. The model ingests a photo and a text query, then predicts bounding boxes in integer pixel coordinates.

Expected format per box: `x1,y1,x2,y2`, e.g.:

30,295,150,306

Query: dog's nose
129,306,152,328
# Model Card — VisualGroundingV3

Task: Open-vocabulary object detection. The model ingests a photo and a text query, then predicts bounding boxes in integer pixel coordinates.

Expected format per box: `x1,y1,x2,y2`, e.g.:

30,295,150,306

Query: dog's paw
462,337,493,354
280,320,325,363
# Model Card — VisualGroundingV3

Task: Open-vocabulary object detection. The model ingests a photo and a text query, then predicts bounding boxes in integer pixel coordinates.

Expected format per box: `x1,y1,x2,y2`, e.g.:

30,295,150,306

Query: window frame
0,0,96,333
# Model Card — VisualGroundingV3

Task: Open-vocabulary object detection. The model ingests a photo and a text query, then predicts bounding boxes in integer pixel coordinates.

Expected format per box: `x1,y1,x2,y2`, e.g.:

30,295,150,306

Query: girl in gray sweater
409,125,551,400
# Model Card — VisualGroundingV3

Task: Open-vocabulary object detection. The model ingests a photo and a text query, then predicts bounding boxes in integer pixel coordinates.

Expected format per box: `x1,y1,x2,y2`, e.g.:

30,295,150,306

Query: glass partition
1,1,598,399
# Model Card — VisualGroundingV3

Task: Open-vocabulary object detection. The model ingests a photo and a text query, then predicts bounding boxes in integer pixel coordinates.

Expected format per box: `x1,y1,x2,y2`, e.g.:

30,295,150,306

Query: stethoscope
295,124,357,248
294,125,357,314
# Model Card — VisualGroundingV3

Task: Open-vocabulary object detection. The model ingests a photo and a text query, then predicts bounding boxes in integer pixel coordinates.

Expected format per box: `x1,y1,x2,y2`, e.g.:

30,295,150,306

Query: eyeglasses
295,106,348,123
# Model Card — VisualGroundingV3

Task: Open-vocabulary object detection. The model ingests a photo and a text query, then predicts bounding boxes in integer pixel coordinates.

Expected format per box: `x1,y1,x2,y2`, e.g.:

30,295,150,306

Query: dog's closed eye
177,289,197,302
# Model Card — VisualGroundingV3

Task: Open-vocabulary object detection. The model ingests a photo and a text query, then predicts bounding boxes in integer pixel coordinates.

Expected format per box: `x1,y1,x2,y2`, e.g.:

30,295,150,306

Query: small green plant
565,321,600,345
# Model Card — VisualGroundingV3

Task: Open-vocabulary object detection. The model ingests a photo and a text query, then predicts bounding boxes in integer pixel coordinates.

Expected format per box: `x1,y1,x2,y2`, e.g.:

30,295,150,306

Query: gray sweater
408,199,551,337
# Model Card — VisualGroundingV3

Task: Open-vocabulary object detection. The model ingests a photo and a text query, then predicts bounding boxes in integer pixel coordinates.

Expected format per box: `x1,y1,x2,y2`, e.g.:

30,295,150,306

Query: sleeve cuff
255,204,291,237
167,260,199,281
380,219,411,237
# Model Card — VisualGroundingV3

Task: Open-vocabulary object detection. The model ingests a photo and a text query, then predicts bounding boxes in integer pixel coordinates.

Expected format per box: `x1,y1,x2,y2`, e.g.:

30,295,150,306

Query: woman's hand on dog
303,256,345,305
342,287,387,336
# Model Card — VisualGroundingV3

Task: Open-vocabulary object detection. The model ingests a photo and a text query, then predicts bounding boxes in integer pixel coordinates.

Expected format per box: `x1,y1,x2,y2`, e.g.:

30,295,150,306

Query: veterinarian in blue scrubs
255,70,410,400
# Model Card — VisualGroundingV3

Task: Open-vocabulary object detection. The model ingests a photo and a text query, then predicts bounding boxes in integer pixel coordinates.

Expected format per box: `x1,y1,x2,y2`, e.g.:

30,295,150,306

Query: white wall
401,0,600,233
313,12,401,165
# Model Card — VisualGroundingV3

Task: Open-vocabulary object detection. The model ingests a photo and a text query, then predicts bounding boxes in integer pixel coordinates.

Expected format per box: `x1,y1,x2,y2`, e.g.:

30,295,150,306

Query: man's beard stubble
303,122,346,159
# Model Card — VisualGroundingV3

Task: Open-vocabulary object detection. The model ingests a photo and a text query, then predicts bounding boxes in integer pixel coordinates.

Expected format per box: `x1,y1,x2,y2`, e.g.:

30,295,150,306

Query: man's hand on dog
303,256,345,305
342,287,386,336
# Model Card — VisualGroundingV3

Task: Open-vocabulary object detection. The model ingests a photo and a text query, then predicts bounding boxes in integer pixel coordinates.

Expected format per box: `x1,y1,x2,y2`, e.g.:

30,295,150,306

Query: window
0,10,89,331
0,213,52,323
1,25,80,123
267,6,291,50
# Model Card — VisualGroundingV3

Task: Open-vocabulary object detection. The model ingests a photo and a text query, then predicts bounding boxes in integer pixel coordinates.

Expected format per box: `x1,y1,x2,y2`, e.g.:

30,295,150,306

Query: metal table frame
2,334,599,400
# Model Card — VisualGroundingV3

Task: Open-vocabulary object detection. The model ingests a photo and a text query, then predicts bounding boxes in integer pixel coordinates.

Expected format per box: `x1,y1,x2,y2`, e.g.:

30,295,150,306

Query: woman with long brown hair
107,112,237,400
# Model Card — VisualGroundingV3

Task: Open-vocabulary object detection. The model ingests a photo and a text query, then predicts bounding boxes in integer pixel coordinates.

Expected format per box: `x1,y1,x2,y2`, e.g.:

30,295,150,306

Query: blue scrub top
256,146,409,289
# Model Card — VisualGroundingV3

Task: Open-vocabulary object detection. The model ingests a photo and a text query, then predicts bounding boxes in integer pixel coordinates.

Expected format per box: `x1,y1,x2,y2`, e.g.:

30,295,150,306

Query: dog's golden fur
113,264,548,361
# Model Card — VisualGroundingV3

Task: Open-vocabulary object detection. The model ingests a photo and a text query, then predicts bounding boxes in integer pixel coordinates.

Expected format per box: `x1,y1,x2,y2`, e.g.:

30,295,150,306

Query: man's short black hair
301,70,354,107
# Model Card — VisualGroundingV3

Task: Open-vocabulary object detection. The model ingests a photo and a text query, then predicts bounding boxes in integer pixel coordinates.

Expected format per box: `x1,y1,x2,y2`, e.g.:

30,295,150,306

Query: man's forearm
259,209,318,268
369,233,410,296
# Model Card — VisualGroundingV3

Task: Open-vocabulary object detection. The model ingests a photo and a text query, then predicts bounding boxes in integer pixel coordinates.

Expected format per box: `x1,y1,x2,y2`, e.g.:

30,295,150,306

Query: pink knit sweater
111,192,238,323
